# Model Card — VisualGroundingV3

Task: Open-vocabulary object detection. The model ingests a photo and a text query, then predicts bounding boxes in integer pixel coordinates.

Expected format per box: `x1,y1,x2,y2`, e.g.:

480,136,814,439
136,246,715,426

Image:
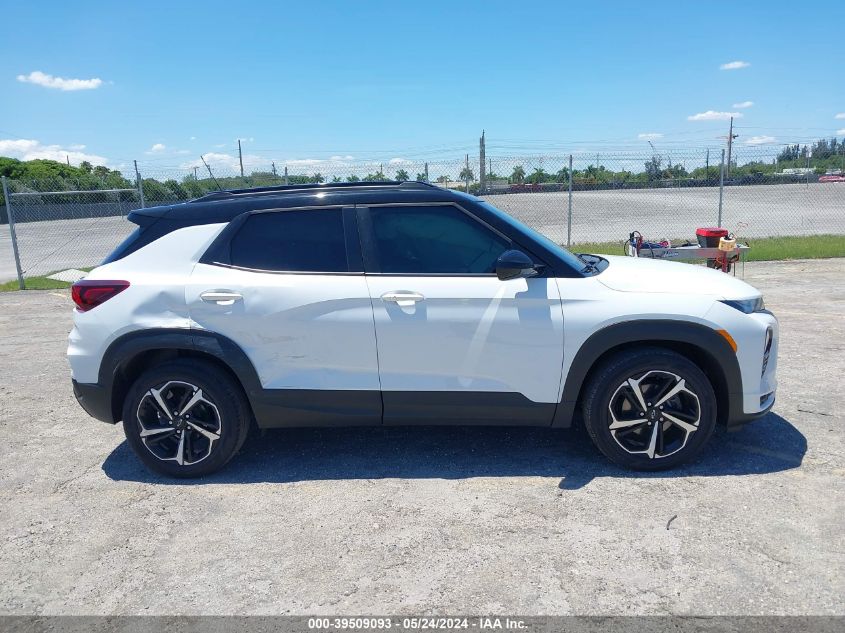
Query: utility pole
272,162,278,179
237,139,244,178
200,155,222,190
193,166,198,181
567,154,573,247
725,116,738,179
465,154,470,193
479,130,486,194
705,148,710,180
424,162,429,182
133,160,146,208
284,166,289,185
66,155,70,166
806,146,812,188
718,149,725,226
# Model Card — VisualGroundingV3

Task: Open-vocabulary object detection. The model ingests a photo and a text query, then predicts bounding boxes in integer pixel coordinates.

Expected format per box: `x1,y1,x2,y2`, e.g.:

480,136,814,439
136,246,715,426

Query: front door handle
200,291,243,305
381,291,425,307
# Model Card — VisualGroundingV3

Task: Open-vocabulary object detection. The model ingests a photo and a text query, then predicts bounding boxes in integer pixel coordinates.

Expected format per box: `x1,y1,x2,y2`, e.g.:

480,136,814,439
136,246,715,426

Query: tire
121,359,252,478
581,347,717,471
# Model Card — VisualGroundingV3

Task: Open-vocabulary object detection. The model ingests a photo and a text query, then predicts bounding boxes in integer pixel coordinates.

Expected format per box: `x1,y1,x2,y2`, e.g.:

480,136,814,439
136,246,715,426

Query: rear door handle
200,291,243,305
381,291,425,307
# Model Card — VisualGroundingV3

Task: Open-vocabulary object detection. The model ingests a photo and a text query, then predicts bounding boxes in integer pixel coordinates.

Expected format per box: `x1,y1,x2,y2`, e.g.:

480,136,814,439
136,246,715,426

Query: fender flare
97,328,264,421
552,319,743,427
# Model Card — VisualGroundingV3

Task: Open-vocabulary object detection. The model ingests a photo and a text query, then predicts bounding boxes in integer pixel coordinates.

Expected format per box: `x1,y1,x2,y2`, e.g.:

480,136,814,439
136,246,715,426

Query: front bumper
727,393,775,431
72,379,117,424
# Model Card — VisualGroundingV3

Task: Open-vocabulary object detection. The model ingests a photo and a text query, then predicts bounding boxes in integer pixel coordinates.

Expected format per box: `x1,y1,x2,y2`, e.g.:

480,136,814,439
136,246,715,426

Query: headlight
720,297,765,314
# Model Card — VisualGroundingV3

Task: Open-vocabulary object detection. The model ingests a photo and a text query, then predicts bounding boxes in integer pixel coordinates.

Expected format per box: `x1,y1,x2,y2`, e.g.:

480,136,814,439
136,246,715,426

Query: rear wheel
122,359,251,477
581,348,717,470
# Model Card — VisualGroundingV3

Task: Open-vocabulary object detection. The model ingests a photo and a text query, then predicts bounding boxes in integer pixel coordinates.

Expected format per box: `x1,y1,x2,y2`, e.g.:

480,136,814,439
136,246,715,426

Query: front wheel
581,348,717,470
122,359,251,477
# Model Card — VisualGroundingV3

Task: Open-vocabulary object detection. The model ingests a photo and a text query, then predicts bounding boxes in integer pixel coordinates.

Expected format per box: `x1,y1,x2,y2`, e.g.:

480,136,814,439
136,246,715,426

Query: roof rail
191,180,438,202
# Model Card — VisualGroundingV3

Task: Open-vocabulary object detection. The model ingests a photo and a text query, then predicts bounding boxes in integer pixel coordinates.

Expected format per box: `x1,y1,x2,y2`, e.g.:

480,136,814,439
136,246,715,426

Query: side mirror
496,249,538,281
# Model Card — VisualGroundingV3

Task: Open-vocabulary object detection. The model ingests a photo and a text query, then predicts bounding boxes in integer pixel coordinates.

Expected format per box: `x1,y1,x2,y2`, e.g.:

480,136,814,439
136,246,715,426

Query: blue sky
1,0,843,174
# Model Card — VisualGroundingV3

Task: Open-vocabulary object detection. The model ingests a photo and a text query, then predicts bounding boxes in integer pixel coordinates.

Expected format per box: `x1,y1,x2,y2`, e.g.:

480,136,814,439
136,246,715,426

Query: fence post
567,154,573,247
1,176,25,290
134,160,146,209
717,148,725,226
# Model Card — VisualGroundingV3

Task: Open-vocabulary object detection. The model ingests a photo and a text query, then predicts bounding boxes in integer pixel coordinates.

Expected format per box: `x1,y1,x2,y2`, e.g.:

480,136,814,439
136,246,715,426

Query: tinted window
229,209,347,272
370,206,510,274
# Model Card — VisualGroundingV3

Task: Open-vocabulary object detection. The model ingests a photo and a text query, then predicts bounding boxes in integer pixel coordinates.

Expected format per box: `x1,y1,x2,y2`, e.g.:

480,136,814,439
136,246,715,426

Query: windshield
476,200,590,272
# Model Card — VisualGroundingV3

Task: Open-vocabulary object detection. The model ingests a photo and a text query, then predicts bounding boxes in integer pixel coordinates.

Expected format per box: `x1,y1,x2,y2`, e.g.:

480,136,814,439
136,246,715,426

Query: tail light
71,280,130,312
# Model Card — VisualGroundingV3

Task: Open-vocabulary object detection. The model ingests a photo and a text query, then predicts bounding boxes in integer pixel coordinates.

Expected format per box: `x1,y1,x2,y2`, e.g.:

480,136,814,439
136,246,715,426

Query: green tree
346,174,360,182
310,172,324,183
416,172,427,181
510,165,525,183
395,169,409,181
459,166,474,181
644,157,662,181
527,167,550,184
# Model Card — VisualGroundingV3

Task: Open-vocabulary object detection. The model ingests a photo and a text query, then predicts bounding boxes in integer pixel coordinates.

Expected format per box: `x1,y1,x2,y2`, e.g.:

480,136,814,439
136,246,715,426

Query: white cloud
0,138,107,166
687,110,743,121
189,136,196,141
146,143,166,154
330,155,355,160
181,152,265,174
835,113,845,119
837,129,845,136
733,101,754,109
16,70,103,91
720,61,750,70
637,133,663,140
388,157,407,164
745,135,776,145
175,149,190,155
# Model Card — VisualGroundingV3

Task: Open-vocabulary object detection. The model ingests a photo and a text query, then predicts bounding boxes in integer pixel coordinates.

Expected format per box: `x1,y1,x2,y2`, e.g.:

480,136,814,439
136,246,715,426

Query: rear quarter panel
67,223,226,383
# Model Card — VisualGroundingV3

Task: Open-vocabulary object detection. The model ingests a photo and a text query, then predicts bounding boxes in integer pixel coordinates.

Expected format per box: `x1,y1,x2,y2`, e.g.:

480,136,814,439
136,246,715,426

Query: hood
596,255,760,299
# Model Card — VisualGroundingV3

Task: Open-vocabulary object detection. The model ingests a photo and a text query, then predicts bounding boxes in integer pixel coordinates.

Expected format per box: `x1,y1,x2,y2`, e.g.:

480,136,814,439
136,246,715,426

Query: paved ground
2,182,843,282
486,181,845,244
0,259,843,615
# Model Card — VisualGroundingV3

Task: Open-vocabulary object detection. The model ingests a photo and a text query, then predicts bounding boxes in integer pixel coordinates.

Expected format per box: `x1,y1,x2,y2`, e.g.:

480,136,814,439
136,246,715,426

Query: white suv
68,182,778,477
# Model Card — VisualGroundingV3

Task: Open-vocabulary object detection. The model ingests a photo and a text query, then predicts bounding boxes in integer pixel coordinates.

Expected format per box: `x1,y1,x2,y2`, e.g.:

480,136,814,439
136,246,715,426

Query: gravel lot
2,182,843,282
0,259,842,615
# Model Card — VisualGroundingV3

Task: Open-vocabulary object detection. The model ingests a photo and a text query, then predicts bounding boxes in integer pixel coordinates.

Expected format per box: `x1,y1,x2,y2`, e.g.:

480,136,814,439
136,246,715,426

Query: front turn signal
716,329,738,353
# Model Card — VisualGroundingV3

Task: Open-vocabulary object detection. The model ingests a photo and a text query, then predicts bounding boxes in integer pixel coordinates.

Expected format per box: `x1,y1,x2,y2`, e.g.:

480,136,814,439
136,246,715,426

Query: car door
186,206,381,426
360,203,564,425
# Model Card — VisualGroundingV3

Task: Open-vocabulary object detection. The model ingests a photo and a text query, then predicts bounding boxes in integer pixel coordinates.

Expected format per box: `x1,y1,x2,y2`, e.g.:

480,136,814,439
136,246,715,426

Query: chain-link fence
1,176,143,287
2,145,844,286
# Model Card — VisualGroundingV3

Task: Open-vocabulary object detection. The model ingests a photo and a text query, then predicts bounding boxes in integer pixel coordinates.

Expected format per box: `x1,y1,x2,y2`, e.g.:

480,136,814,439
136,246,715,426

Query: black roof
129,181,466,225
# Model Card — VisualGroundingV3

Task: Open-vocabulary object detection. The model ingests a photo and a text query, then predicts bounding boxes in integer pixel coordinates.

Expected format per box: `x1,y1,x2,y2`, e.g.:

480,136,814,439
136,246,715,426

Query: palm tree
511,165,525,184
395,169,409,181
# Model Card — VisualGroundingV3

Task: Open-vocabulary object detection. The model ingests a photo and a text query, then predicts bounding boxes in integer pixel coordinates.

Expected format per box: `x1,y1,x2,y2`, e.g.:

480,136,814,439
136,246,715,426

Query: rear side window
228,209,347,272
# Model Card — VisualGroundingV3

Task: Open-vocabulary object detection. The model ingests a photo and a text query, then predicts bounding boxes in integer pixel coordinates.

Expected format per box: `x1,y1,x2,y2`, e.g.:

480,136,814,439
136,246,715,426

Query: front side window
370,205,510,274
228,208,347,272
